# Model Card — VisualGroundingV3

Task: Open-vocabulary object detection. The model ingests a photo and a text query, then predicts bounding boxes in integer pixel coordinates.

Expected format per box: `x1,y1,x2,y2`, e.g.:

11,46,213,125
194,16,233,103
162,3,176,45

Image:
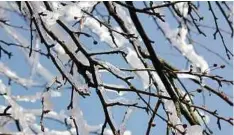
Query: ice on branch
119,107,135,135
40,2,97,25
52,43,66,55
52,51,89,94
30,38,40,80
177,73,200,81
193,109,210,124
158,21,209,73
164,99,184,133
115,4,139,39
13,92,41,103
0,80,8,94
0,2,230,135
2,93,31,133
185,125,203,135
0,62,37,87
84,17,128,48
76,51,90,66
61,2,97,21
126,47,150,89
151,71,205,134
104,129,132,135
68,93,89,135
99,61,128,79
42,10,61,26
103,83,128,96
11,90,61,103
42,91,53,111
174,2,189,17
1,23,54,82
150,72,185,133
152,2,208,73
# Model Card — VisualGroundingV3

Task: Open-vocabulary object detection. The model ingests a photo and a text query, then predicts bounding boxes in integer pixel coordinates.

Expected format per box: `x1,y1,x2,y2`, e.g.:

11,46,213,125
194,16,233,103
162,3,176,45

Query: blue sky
0,1,233,135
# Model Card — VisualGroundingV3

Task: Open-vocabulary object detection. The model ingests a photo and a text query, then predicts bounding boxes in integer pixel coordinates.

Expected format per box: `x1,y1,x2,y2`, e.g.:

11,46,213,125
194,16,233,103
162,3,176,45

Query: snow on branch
0,1,232,135
0,62,36,87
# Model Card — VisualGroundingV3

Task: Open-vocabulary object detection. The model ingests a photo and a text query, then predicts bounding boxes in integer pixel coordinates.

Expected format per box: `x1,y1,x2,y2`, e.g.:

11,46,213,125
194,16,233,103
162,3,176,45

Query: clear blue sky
0,1,232,135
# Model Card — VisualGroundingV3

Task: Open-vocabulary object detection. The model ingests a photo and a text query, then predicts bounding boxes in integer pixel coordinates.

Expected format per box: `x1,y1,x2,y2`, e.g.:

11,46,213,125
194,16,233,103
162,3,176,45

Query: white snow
185,125,203,135
84,17,128,48
0,62,36,87
157,21,209,73
126,47,150,89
